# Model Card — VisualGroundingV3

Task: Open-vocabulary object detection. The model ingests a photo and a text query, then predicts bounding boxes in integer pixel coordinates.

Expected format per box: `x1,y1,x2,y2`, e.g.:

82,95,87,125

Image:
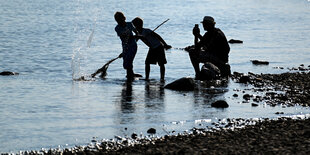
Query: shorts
145,45,167,65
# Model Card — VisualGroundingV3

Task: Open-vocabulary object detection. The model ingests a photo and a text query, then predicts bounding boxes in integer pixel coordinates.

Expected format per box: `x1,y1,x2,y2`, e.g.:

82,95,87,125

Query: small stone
147,128,156,134
243,94,252,100
233,94,238,97
251,103,259,107
131,133,138,139
239,76,250,83
228,39,243,44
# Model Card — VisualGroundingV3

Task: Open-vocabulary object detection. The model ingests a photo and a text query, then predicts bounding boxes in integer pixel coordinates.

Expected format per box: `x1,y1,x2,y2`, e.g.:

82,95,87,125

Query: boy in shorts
132,17,171,80
114,12,138,79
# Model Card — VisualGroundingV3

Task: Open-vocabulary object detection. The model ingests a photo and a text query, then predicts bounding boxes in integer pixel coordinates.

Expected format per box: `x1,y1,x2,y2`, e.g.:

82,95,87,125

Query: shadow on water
120,80,135,114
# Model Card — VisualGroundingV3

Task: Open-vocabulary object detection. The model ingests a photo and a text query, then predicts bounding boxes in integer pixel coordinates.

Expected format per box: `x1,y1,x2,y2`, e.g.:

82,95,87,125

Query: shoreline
4,70,310,154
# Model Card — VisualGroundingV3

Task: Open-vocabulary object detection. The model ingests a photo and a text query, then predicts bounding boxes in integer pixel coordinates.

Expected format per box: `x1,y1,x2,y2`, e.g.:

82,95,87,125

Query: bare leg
126,68,134,79
159,64,165,80
145,64,150,80
189,52,200,79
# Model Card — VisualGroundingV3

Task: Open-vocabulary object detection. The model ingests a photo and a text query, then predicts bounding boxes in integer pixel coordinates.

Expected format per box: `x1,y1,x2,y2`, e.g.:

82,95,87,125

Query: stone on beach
211,100,229,108
200,62,221,80
164,77,195,91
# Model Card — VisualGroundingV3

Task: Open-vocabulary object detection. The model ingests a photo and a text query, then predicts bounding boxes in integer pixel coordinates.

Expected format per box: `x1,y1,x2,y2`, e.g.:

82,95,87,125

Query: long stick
91,56,119,78
152,19,169,32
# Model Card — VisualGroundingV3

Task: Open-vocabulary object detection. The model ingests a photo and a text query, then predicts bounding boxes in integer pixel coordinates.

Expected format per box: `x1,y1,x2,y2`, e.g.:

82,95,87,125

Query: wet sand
8,70,310,154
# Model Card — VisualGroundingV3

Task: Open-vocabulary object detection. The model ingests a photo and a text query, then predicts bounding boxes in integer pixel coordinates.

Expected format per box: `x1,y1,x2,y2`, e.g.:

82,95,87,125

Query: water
1,0,310,153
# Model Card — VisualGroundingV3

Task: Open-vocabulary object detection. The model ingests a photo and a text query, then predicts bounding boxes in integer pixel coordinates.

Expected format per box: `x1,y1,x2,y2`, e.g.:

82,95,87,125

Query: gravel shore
106,117,310,155
6,70,310,155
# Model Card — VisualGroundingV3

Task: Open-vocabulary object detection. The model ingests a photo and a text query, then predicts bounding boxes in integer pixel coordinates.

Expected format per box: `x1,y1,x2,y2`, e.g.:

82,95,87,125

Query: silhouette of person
114,12,138,79
189,16,230,79
132,17,171,81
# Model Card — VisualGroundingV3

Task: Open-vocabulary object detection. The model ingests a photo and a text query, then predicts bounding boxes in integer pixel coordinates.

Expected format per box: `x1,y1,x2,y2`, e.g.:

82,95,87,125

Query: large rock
200,62,231,80
211,100,229,108
165,77,195,91
200,62,221,81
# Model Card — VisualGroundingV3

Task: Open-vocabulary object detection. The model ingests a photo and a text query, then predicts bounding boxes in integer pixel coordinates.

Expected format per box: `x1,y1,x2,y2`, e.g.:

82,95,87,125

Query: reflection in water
114,80,166,137
144,80,165,122
120,80,135,114
192,79,230,119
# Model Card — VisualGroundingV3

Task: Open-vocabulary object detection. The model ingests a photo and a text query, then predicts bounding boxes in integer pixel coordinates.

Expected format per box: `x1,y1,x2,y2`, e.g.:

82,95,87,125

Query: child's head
132,17,143,29
114,12,126,24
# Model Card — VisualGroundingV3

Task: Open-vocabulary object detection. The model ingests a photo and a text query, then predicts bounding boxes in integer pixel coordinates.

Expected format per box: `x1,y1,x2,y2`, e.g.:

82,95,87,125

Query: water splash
87,20,96,48
71,47,82,80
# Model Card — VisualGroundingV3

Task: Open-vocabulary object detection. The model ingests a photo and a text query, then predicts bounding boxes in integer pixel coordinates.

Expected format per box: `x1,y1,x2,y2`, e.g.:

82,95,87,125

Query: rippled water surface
1,0,310,153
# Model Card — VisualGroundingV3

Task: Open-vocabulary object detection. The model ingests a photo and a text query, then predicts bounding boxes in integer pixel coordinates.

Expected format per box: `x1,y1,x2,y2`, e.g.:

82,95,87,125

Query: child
114,12,138,79
132,17,171,80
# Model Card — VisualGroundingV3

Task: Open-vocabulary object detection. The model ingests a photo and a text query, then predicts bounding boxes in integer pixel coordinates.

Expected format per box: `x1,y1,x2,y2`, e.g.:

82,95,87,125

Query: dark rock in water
228,39,243,44
211,100,229,108
164,77,195,91
275,112,284,115
200,62,221,81
233,94,238,97
251,103,259,107
251,60,269,65
0,71,19,76
239,75,250,83
131,133,138,139
147,128,156,134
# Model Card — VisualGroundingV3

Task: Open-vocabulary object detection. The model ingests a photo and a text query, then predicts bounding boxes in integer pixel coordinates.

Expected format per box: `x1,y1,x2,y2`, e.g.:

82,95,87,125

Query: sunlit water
1,0,310,153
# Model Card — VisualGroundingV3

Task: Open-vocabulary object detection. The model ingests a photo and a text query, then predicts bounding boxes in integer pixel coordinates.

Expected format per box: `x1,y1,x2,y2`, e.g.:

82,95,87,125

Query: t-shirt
140,28,162,49
200,28,230,63
115,22,137,51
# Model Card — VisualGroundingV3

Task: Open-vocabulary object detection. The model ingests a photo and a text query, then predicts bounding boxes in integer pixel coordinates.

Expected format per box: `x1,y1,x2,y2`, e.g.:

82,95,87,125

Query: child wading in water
132,17,171,80
114,12,140,79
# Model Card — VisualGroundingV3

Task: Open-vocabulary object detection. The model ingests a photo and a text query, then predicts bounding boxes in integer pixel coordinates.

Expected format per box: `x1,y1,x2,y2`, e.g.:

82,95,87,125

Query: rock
131,133,138,139
233,94,238,97
147,128,156,134
164,77,195,91
0,71,19,76
200,62,221,80
243,94,252,100
251,103,259,107
275,112,284,114
251,60,269,65
239,75,250,83
228,39,243,44
211,100,229,108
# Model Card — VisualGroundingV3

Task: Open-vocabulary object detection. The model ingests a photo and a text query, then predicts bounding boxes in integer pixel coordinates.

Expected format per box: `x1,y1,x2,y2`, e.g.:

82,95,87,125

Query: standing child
114,12,139,79
132,17,171,80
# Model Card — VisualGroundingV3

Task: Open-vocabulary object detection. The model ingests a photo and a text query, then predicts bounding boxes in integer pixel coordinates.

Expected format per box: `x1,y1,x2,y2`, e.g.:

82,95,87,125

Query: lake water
1,0,310,153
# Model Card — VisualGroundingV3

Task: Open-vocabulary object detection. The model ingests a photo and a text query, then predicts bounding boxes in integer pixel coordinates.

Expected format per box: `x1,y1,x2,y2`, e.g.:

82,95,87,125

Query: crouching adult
189,16,230,80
